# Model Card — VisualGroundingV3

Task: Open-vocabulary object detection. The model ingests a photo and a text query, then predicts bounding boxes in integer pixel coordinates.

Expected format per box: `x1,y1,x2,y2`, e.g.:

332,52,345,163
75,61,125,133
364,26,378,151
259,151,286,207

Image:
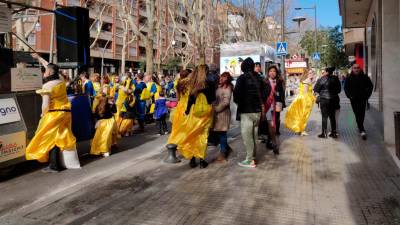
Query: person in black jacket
344,64,373,140
313,67,341,138
233,57,270,168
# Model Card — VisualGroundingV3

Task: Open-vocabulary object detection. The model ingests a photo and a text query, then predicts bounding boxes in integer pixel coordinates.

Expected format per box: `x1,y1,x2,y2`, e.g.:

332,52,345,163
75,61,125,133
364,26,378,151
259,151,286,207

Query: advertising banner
11,67,42,92
0,131,26,163
0,98,21,125
220,55,261,77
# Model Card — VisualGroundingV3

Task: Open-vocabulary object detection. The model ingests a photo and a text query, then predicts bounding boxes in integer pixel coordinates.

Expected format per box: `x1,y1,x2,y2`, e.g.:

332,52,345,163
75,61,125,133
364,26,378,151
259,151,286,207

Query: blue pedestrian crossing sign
276,42,288,55
312,52,321,61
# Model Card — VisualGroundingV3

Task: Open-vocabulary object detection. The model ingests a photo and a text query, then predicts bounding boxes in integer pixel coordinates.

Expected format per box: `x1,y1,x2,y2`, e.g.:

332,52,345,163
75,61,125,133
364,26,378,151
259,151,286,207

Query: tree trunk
198,0,206,65
121,32,127,74
15,18,28,51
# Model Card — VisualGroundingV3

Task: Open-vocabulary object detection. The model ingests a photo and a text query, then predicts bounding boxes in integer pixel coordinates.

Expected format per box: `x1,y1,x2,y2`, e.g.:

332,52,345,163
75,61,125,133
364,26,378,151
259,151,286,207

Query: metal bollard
395,112,400,159
164,144,181,163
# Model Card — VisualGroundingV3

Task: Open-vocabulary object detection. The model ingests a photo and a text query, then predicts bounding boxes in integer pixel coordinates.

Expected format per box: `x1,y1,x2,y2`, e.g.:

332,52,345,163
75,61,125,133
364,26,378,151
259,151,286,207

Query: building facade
339,0,400,166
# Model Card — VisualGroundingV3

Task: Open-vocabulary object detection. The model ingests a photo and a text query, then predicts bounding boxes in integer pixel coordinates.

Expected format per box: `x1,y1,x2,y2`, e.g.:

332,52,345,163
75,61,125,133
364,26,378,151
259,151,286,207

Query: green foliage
164,57,181,70
139,61,146,71
299,25,348,69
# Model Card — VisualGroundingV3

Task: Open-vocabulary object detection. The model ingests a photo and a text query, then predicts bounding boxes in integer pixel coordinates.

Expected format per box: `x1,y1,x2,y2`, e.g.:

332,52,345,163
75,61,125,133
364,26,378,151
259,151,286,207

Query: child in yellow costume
91,95,118,157
285,70,316,135
115,76,135,122
118,94,137,136
167,66,215,169
26,61,80,172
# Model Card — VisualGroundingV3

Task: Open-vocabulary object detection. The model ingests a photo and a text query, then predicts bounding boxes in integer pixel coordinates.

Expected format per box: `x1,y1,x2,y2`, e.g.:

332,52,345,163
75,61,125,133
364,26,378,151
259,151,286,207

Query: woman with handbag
313,67,341,138
285,69,316,136
167,66,216,169
263,65,284,155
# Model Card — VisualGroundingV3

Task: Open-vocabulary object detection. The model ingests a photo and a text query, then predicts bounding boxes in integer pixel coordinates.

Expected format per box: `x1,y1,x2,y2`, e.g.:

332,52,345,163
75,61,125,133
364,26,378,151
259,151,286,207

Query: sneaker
238,160,256,168
103,152,110,157
42,167,59,173
361,132,367,140
318,133,327,138
329,132,338,139
300,131,309,136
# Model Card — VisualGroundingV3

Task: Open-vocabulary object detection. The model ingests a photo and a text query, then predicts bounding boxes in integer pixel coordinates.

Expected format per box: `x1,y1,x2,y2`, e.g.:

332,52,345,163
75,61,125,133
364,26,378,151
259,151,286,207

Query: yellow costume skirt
91,118,118,155
26,111,76,163
168,101,212,160
118,118,135,135
285,93,316,133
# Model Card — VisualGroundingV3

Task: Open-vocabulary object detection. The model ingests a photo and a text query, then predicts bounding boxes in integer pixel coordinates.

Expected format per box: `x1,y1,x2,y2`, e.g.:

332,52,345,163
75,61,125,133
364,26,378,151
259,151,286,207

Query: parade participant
313,67,342,138
91,73,101,96
91,95,118,157
25,60,80,172
115,73,134,122
154,91,169,135
80,71,95,99
285,69,316,136
263,65,283,154
234,57,269,168
101,75,111,96
182,65,215,168
344,64,373,140
109,74,120,102
213,72,233,162
118,94,136,136
135,73,147,131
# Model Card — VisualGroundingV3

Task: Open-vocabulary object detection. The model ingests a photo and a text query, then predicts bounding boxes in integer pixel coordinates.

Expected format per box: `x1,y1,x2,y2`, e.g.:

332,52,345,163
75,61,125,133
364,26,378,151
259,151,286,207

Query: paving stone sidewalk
2,97,400,225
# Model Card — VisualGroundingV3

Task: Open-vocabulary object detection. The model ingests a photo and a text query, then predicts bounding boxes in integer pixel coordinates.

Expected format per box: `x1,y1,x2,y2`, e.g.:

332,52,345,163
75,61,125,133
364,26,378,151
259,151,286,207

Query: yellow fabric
140,85,151,100
26,82,76,163
118,118,135,135
154,84,162,100
285,82,316,133
149,103,155,114
93,82,101,95
167,91,213,160
192,93,212,118
115,79,135,120
90,117,118,155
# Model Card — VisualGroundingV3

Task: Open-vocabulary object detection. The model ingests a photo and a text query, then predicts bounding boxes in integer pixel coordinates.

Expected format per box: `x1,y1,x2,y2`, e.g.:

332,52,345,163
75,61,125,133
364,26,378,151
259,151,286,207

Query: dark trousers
320,98,337,133
49,146,62,171
275,112,281,134
350,99,367,132
214,131,229,153
157,114,168,134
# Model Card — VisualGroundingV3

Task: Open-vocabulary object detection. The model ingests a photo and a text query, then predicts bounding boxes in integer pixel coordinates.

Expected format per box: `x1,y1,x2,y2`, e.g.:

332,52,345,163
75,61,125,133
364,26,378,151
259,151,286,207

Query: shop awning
286,68,306,74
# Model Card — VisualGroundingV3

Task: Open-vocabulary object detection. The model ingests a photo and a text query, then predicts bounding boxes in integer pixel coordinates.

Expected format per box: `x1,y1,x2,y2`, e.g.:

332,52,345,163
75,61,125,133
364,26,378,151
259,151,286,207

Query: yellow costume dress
26,82,76,163
118,96,136,135
90,107,118,155
167,80,213,159
115,79,135,121
285,82,316,133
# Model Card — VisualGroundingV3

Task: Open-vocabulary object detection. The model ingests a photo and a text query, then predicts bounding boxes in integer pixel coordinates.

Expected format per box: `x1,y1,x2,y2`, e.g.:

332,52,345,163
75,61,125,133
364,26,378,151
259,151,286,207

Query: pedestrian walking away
313,67,342,139
233,57,269,168
344,64,373,140
154,91,169,135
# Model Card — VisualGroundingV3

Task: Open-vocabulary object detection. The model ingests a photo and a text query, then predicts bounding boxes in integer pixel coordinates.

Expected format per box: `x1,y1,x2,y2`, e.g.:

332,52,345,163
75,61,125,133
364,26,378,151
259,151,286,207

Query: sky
296,0,342,28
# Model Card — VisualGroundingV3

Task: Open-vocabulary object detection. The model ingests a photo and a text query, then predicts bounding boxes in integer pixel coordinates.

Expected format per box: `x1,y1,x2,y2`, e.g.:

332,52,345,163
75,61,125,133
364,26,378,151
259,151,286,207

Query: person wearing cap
313,67,342,138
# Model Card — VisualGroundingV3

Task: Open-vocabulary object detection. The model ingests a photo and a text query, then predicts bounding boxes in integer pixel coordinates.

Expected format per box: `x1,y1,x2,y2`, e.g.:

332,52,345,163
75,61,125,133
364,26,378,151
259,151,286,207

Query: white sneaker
361,132,367,140
103,152,110,157
300,131,309,136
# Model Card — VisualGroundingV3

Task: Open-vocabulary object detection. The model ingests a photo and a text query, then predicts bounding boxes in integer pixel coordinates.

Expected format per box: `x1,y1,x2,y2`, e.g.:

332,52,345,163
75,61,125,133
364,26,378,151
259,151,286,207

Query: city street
1,96,400,225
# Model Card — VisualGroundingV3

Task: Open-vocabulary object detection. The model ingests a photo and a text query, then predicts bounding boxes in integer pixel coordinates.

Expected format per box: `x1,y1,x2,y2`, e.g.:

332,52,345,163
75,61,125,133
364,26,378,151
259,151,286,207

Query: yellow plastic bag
193,93,212,118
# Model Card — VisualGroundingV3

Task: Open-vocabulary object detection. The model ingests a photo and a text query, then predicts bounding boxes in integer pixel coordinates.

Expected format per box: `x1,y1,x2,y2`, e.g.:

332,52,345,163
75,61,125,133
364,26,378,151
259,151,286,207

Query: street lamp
295,5,317,54
292,16,306,32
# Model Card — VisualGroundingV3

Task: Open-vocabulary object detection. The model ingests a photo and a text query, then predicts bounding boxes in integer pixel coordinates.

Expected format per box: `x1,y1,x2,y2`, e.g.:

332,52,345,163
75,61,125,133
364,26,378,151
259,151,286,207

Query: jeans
240,113,260,162
350,99,367,132
320,98,337,133
214,131,228,153
157,114,168,134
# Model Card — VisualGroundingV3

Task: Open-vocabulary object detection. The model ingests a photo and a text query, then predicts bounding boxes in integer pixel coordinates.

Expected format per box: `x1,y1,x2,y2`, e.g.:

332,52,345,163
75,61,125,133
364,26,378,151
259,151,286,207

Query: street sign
276,42,288,55
312,52,321,61
0,6,11,33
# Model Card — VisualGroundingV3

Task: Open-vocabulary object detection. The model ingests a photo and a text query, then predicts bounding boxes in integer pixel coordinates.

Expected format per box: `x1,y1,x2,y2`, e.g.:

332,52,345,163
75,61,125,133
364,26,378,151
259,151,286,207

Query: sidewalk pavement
1,96,400,225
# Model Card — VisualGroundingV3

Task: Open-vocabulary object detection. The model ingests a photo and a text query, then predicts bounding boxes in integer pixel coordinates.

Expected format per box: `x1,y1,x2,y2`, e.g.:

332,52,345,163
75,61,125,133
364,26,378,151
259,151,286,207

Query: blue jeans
215,131,228,154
